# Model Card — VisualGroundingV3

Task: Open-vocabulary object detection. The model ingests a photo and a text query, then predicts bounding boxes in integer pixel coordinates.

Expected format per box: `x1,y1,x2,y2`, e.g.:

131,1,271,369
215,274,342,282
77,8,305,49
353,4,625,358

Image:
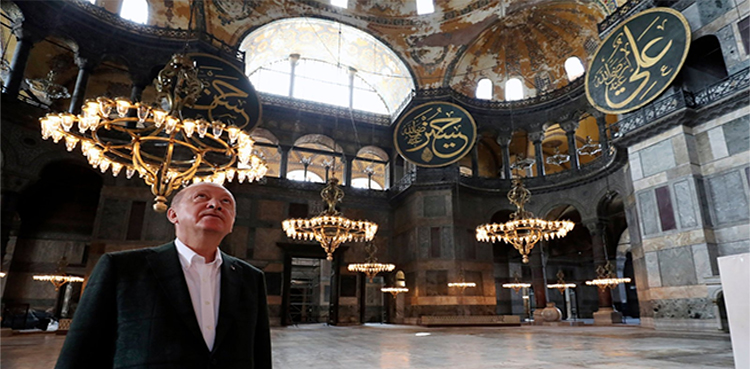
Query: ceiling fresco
138,0,608,92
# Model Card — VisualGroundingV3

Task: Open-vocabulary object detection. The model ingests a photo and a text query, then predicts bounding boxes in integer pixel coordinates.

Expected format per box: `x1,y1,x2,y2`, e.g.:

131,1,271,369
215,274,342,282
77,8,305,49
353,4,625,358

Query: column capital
527,131,545,143
73,54,97,71
11,22,46,43
559,121,579,134
581,218,607,234
496,134,512,147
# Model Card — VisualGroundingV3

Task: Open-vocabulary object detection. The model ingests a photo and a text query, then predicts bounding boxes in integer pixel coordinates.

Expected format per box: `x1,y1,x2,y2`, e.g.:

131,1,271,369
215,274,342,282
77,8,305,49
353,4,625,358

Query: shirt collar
175,238,223,269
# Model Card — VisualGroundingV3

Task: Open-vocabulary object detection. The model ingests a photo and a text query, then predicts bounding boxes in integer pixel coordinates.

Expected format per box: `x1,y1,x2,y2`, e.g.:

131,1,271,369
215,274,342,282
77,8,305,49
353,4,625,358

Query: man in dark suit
55,182,273,369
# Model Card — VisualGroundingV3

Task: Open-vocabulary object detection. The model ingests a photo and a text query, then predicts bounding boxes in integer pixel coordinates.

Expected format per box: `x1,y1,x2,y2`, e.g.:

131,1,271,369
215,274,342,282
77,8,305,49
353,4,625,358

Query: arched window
241,18,414,118
286,170,325,183
120,0,148,24
331,0,347,8
351,178,383,190
476,78,493,100
417,0,435,15
564,56,585,81
505,78,524,101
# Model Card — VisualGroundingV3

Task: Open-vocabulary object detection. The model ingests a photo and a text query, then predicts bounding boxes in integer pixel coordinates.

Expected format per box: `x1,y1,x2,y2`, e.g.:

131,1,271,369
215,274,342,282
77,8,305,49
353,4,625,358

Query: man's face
167,183,236,238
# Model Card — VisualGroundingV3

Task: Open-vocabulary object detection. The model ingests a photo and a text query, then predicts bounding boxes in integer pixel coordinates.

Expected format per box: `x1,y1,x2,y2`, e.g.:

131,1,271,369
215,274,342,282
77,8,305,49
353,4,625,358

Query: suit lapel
146,243,205,349
213,252,241,353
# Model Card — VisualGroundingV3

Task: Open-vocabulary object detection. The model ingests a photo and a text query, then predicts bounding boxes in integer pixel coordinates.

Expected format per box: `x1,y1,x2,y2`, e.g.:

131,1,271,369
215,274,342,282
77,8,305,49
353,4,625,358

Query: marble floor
1,323,735,368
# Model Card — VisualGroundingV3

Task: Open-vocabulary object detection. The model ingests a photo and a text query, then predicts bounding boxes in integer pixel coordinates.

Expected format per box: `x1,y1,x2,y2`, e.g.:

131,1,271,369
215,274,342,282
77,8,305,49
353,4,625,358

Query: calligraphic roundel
394,101,477,168
585,8,690,114
181,53,262,131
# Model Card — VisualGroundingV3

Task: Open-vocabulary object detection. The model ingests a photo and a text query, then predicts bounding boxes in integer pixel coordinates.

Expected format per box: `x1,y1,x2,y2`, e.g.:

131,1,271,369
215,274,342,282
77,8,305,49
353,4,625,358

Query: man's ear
167,207,179,225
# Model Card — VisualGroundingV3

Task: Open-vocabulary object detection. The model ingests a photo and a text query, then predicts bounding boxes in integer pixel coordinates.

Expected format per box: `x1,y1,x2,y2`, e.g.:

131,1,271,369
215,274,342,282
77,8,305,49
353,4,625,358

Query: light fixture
576,136,602,156
282,177,378,260
510,154,535,171
545,147,570,166
32,257,84,291
0,272,6,278
448,269,476,291
26,70,70,104
382,270,408,296
348,241,395,282
476,177,575,263
38,54,267,212
547,270,576,294
502,273,531,293
586,261,630,290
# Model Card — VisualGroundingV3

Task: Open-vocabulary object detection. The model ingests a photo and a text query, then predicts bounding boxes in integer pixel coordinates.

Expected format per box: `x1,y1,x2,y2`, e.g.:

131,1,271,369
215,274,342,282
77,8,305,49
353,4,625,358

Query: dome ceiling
449,1,604,99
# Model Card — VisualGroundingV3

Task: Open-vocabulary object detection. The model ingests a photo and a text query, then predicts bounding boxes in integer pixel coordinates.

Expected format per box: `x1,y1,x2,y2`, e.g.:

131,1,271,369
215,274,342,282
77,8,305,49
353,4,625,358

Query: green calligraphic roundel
394,101,477,168
585,7,690,114
182,53,262,131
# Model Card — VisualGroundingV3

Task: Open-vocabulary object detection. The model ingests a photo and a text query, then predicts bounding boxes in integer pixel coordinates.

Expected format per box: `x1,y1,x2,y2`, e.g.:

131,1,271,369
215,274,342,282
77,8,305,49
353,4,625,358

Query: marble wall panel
707,170,750,225
96,198,128,240
658,246,698,287
440,226,454,259
673,180,698,229
682,3,702,31
723,115,750,156
695,131,713,164
256,199,285,222
645,251,662,288
639,140,676,178
698,0,731,25
718,239,750,256
423,195,446,217
691,243,715,283
629,151,643,180
651,297,715,320
638,191,660,236
142,208,174,242
708,126,730,160
717,24,744,74
655,186,676,231
418,227,430,259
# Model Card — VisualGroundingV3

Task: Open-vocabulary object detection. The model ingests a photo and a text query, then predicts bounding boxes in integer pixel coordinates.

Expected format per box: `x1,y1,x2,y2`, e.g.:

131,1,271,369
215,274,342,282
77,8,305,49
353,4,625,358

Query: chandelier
38,54,267,212
448,269,476,291
282,177,378,260
586,261,630,290
348,242,395,282
576,136,602,156
502,273,531,293
547,270,576,294
32,257,84,291
545,147,570,166
476,177,575,263
381,270,408,296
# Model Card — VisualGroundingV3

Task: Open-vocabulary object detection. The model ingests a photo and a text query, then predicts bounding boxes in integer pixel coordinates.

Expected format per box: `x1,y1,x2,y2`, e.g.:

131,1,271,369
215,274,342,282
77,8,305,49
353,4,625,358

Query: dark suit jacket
55,243,272,369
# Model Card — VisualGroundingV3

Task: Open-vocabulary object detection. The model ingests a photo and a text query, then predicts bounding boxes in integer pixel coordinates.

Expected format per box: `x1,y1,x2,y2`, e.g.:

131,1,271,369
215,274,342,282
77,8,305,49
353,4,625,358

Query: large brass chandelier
348,242,395,282
476,178,574,263
282,177,378,260
39,54,267,212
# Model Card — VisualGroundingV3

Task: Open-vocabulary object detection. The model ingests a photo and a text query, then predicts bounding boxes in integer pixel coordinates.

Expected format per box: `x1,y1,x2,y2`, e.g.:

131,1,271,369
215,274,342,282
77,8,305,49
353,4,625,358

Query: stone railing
686,68,750,107
597,0,653,38
259,94,391,126
608,68,750,142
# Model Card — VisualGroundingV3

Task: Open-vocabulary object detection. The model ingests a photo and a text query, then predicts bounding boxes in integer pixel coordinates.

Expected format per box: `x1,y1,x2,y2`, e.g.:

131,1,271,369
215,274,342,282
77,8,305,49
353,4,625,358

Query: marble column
278,145,291,179
68,56,95,114
595,114,611,158
3,25,43,99
329,251,342,325
496,135,512,179
344,155,354,186
529,245,548,324
528,131,545,177
584,219,623,325
561,121,580,171
471,142,479,178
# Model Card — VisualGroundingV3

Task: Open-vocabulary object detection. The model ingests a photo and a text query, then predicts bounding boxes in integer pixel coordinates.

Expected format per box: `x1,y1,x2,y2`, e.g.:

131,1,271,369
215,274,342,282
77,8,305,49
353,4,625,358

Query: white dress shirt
175,238,222,351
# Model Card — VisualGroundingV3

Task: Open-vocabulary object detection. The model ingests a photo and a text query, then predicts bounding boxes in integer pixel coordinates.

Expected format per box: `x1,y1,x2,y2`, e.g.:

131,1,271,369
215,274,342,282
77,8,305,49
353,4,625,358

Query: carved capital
527,131,545,143
559,121,579,134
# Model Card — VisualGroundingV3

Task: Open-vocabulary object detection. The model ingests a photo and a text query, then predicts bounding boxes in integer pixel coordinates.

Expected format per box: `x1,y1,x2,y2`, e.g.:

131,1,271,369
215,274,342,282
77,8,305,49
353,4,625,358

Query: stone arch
293,134,342,153
250,127,279,145
356,146,388,161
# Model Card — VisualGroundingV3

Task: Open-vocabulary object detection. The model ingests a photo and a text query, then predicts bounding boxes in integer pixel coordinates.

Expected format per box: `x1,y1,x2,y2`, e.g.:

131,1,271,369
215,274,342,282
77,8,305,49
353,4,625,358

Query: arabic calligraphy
586,8,690,114
182,54,261,130
395,102,476,167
